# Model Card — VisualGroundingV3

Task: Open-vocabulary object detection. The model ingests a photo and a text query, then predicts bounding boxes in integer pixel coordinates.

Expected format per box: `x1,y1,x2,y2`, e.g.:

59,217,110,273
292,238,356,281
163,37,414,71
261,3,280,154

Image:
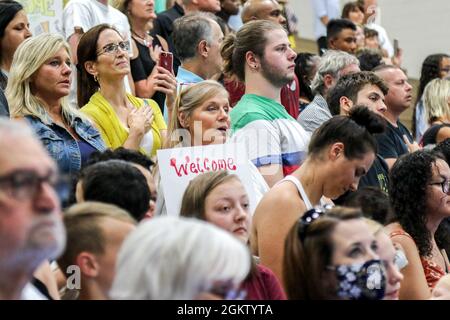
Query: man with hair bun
224,0,300,119
222,20,309,187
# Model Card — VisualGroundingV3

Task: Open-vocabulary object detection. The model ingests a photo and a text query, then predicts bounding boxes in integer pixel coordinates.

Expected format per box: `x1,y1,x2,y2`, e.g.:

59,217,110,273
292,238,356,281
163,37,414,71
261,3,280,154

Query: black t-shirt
375,120,413,159
151,3,184,75
333,155,389,205
422,123,450,147
358,154,389,193
130,37,166,113
152,3,184,42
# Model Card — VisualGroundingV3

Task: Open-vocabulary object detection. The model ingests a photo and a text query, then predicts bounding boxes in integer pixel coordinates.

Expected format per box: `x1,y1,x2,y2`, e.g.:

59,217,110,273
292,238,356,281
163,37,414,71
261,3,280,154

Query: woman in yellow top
77,24,170,157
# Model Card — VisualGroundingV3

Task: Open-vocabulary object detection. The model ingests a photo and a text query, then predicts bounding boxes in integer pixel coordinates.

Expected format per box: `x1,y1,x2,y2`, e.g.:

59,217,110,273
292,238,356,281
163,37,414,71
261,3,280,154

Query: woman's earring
94,74,98,83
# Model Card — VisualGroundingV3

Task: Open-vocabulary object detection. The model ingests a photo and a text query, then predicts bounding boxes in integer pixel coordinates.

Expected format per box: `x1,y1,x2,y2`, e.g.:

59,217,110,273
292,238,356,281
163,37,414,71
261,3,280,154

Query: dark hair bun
348,105,386,135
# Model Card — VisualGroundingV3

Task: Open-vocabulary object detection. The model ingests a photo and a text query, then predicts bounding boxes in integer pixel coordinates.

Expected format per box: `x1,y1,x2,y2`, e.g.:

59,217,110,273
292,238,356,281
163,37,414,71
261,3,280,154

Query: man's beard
260,58,294,89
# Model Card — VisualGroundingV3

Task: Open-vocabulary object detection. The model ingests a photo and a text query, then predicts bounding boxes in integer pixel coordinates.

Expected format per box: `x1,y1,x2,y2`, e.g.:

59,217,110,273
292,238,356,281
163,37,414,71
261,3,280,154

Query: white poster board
19,0,64,35
157,143,259,217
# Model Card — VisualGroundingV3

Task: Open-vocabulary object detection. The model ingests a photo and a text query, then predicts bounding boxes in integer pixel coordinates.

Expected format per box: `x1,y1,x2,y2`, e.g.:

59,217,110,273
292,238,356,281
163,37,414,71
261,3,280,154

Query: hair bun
348,105,386,135
221,33,237,78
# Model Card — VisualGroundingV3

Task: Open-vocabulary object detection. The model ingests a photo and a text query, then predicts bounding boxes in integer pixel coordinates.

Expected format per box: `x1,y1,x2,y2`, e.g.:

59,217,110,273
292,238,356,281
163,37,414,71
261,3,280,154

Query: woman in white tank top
251,107,386,283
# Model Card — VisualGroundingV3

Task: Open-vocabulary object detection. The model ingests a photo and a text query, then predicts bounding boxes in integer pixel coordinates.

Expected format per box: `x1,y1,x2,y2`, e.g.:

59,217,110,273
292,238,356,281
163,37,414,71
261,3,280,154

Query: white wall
290,0,450,79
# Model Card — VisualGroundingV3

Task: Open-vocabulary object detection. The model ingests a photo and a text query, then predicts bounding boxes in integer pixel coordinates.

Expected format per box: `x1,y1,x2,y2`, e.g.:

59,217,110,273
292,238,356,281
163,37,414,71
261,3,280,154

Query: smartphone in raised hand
158,51,173,73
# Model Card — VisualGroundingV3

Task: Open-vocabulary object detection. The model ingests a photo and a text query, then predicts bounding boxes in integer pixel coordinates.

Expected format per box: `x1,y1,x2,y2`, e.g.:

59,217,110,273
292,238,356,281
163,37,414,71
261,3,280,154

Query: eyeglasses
97,41,130,56
297,204,333,242
0,169,59,201
429,180,450,194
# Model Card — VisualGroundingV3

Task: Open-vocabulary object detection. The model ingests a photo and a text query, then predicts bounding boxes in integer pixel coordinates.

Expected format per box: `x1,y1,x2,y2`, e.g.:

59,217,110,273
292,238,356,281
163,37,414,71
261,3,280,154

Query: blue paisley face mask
330,259,387,300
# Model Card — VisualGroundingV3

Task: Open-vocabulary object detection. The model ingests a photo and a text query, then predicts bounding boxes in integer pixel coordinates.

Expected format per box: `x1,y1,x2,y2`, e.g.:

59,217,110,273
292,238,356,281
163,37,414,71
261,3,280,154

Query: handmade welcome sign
169,156,237,177
157,143,258,217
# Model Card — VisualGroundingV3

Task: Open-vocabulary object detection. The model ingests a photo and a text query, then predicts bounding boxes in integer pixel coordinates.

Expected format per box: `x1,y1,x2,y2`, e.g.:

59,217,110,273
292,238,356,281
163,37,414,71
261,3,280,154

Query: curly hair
412,54,450,137
389,150,450,257
435,138,450,164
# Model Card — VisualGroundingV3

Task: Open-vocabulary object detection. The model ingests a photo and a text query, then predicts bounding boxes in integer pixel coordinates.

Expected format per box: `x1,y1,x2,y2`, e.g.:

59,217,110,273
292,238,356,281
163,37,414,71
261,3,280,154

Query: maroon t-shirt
224,76,300,119
241,264,287,300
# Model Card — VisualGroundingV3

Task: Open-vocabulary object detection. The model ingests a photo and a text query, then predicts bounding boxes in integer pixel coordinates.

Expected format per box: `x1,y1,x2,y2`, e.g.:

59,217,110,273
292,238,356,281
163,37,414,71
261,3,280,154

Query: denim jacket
26,115,106,174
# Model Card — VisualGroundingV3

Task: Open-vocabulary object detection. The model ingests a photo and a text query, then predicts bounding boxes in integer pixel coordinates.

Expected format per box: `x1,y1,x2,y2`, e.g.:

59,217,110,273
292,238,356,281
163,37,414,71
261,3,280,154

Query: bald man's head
241,0,286,25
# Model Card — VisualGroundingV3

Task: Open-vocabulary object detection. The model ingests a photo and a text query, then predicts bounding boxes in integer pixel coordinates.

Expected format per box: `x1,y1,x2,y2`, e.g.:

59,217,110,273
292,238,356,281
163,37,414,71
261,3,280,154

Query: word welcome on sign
158,143,258,217
169,156,237,177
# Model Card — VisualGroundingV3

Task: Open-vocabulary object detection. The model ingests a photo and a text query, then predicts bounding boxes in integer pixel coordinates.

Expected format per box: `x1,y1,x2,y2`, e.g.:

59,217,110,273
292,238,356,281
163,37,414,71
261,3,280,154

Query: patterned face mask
330,259,387,300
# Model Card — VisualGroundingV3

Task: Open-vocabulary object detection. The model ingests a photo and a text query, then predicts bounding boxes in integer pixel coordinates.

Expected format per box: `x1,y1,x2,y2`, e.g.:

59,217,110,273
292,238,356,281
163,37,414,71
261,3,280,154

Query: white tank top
276,175,328,210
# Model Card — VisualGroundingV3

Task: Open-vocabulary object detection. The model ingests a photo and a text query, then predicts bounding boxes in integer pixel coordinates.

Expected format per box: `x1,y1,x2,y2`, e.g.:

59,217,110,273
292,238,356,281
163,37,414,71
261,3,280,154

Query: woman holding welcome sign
155,80,268,216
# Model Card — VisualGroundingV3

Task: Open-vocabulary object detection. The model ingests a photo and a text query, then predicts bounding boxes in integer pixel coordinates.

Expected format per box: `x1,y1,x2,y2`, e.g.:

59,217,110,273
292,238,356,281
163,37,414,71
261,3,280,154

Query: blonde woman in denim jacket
6,33,106,175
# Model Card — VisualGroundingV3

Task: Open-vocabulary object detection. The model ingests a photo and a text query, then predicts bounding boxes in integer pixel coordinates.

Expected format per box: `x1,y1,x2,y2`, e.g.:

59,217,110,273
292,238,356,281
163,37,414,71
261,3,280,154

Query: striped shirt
230,94,310,176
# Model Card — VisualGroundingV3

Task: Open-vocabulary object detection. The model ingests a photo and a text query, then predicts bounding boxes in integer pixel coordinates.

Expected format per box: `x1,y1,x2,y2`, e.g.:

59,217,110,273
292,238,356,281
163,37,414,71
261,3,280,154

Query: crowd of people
1,0,450,301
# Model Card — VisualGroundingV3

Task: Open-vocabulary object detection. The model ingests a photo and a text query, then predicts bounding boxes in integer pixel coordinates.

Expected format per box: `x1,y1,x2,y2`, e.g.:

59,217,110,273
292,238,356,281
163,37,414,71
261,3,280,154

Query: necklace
132,30,152,48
